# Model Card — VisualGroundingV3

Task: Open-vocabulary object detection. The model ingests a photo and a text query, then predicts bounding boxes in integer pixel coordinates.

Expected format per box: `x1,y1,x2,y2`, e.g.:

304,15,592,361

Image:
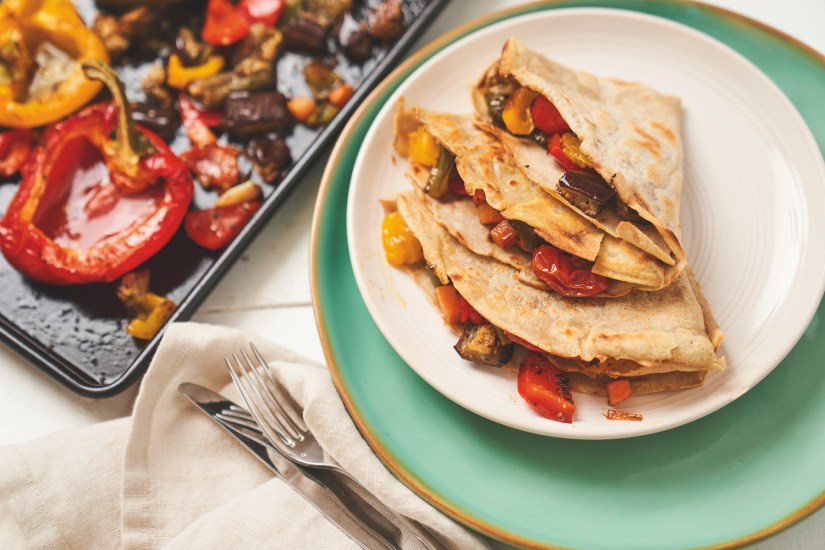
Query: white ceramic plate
346,8,825,439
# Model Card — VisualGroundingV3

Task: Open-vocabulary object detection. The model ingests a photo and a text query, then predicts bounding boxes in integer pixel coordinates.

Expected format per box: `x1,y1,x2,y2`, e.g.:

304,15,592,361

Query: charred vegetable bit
381,211,423,267
484,91,509,127
530,129,548,148
366,0,404,42
558,170,615,216
141,63,174,107
130,102,180,141
616,196,643,222
605,409,643,421
175,27,214,67
117,270,177,341
245,134,291,182
454,324,513,368
284,15,328,53
335,12,373,62
510,220,543,252
232,24,283,67
425,149,455,199
187,42,276,111
223,90,292,138
304,60,339,99
93,7,157,62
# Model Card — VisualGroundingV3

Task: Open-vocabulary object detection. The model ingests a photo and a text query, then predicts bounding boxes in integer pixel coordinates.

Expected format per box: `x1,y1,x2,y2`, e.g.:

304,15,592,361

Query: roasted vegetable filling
485,83,649,222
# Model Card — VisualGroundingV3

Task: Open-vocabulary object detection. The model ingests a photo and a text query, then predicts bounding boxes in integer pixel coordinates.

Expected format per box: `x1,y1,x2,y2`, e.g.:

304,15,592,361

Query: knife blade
178,383,402,550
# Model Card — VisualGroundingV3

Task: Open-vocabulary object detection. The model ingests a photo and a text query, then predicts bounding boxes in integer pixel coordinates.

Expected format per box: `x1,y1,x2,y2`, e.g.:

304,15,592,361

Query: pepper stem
81,60,157,173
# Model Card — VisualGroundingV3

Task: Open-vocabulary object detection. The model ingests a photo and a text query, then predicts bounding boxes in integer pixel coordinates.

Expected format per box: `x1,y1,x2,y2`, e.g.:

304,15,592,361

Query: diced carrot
328,83,354,108
472,189,487,206
288,96,317,123
477,202,504,225
490,220,519,248
435,284,462,325
606,379,632,406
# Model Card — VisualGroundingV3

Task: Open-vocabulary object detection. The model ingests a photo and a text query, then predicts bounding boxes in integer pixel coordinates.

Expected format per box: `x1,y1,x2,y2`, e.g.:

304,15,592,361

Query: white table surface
2,1,823,548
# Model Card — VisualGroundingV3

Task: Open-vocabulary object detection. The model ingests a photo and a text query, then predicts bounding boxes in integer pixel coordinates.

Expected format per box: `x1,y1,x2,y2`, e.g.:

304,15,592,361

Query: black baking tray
0,0,448,397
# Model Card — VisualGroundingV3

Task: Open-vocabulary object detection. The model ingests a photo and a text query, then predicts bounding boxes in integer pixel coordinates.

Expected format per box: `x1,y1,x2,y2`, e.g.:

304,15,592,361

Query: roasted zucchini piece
454,324,514,367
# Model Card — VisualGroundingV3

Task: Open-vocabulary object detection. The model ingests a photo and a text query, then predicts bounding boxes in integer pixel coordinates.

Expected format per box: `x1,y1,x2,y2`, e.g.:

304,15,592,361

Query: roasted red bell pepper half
518,351,576,423
0,61,193,285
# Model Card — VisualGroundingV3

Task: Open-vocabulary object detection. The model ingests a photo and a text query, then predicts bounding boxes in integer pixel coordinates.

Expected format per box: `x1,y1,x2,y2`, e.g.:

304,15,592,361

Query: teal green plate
311,2,825,548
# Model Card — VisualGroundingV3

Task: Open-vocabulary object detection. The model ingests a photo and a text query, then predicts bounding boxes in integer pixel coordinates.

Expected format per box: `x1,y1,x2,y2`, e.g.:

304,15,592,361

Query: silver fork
227,344,447,550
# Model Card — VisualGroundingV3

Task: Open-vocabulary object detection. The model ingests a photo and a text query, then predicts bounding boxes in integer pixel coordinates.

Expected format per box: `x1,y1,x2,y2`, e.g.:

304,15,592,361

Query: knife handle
279,458,400,550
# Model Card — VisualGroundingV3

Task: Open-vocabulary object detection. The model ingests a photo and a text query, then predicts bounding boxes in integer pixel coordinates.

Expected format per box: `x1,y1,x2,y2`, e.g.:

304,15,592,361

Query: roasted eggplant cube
246,134,291,182
283,15,328,54
454,324,514,368
223,91,293,138
335,12,373,62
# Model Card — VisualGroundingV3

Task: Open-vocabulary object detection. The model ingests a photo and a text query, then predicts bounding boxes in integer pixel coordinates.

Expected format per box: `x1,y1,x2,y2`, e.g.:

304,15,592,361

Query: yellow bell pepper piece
166,53,225,90
560,132,594,169
382,211,423,267
501,87,537,136
0,0,109,128
117,269,177,340
406,126,440,167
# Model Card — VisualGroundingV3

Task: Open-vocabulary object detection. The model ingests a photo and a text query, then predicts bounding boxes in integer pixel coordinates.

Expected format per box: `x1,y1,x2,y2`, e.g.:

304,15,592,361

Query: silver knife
179,383,402,550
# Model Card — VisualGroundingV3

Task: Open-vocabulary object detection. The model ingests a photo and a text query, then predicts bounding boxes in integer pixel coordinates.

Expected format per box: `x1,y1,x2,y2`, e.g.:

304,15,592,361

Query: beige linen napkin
0,322,489,549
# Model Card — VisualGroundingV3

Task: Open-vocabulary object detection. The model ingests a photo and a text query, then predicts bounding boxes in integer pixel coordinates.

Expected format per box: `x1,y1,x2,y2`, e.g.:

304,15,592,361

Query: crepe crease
395,191,725,395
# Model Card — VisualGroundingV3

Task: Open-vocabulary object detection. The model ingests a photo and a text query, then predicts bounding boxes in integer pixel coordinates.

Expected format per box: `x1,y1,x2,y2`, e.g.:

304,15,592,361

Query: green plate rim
310,1,825,547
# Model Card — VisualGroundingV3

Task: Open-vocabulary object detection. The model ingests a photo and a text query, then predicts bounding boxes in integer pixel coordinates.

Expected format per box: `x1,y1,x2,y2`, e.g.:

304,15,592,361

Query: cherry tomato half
517,352,575,423
185,200,261,250
530,95,570,135
532,245,609,297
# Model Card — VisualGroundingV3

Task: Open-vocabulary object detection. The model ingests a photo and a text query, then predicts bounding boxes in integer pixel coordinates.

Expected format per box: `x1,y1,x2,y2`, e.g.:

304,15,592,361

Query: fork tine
226,354,293,447
250,343,308,431
239,348,304,441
